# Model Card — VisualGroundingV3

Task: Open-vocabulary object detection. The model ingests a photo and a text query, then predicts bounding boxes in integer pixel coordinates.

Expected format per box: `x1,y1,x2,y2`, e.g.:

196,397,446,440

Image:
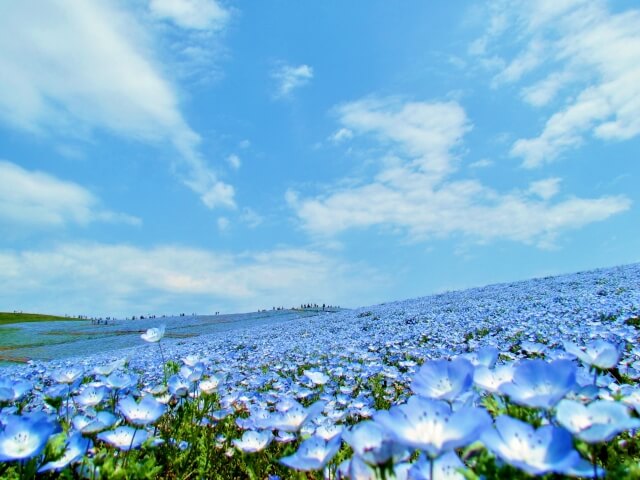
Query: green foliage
0,312,84,326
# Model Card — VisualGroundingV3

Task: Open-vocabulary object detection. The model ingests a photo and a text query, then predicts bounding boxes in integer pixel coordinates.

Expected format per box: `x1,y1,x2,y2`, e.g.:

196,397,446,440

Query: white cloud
217,216,230,231
0,160,139,230
528,178,561,200
471,0,640,167
272,64,313,98
469,158,493,168
289,98,630,247
329,128,353,143
0,243,381,316
149,0,230,31
226,154,241,170
335,97,470,182
0,1,234,209
240,207,263,228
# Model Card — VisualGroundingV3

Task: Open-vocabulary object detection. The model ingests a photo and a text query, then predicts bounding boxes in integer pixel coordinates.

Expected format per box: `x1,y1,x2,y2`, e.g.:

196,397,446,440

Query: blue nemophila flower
51,367,84,385
304,370,330,386
140,325,165,343
75,386,109,408
232,430,273,453
44,383,69,400
279,435,341,471
556,399,640,443
460,346,499,368
97,426,149,451
344,455,411,480
408,451,466,480
315,422,343,441
104,372,137,390
268,399,325,432
411,358,474,401
0,378,32,402
72,411,117,434
342,420,408,466
275,431,296,443
481,415,590,476
563,340,620,369
38,432,91,473
499,359,576,409
199,374,223,394
521,341,547,356
0,413,59,461
118,394,166,426
374,396,491,458
179,365,204,383
168,374,191,397
93,358,126,376
473,364,515,393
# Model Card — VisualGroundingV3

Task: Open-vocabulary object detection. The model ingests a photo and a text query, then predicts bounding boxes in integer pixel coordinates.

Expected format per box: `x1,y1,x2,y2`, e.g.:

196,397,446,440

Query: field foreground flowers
1,264,640,479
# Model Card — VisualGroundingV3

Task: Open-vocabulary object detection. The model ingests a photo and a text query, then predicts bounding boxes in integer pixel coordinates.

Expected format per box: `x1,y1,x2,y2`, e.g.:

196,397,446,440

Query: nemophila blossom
0,378,32,402
0,413,59,461
460,346,499,368
304,370,330,386
93,358,127,376
342,420,408,466
44,383,69,400
556,399,640,443
38,432,91,473
622,387,640,414
199,374,223,394
182,354,203,367
179,365,204,383
232,430,273,453
75,386,109,408
279,435,341,471
521,341,547,355
564,340,620,369
374,396,491,458
344,455,411,480
268,400,325,432
168,374,191,397
118,395,166,426
140,325,165,343
473,364,515,393
104,372,137,390
499,359,576,409
315,422,343,441
97,426,149,451
275,431,296,443
481,415,590,476
408,451,466,480
51,367,84,385
411,358,474,401
72,411,117,434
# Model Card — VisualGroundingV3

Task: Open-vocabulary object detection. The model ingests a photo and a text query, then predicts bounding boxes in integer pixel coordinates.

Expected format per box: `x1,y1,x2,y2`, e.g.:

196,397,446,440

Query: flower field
1,263,640,479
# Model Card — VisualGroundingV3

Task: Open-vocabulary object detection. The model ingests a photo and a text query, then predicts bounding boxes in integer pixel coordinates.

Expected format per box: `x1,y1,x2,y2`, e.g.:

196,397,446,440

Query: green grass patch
0,312,85,326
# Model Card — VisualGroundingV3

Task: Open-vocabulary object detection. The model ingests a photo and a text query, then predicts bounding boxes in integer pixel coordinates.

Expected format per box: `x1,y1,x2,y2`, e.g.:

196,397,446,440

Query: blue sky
1,0,639,317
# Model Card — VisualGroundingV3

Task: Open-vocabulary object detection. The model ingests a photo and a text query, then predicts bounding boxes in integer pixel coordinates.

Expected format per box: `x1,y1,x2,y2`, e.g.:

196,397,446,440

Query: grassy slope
0,312,84,326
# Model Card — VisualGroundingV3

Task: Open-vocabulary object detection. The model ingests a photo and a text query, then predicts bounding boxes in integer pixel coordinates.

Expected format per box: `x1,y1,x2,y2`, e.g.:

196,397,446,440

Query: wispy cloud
471,0,640,167
0,1,234,209
149,0,230,31
0,160,139,230
0,243,382,316
226,154,241,170
289,98,630,247
271,63,314,98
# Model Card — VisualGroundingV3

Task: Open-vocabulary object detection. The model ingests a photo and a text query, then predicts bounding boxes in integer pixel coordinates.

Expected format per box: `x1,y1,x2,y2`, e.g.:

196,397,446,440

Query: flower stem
158,342,167,384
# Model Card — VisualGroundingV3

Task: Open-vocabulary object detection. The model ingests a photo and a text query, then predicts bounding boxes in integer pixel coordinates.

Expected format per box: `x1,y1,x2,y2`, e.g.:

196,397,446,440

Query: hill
0,312,84,326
